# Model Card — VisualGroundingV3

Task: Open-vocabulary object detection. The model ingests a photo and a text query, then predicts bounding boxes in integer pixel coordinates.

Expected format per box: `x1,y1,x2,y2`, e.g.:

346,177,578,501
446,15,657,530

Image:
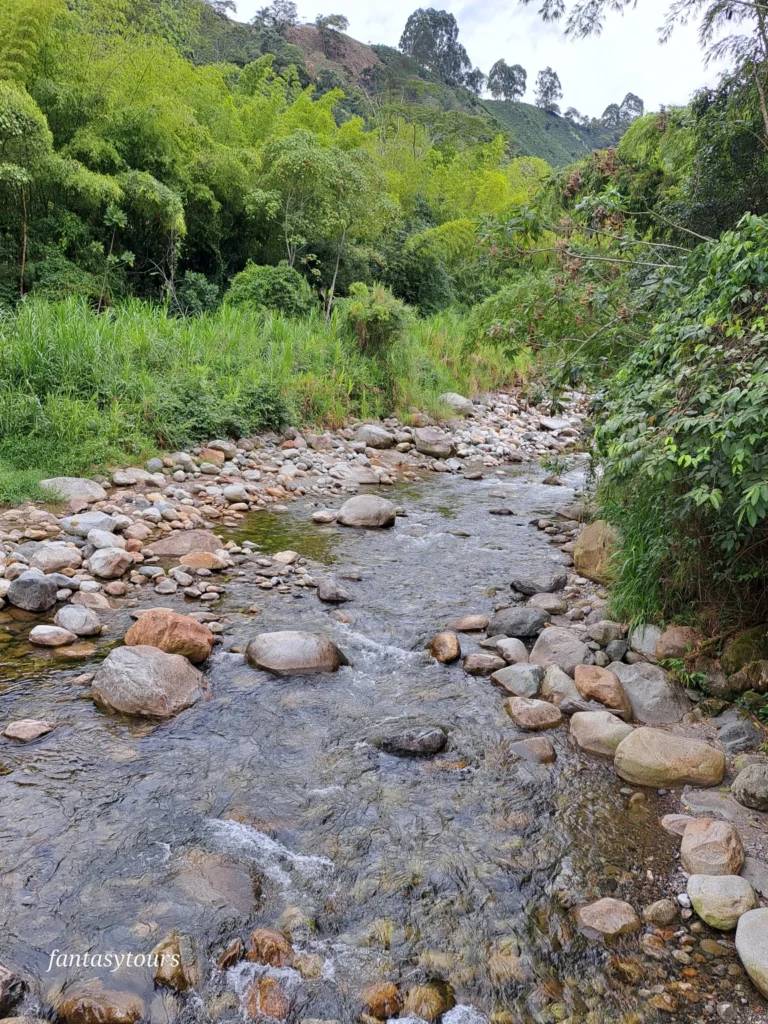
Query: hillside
483,100,623,166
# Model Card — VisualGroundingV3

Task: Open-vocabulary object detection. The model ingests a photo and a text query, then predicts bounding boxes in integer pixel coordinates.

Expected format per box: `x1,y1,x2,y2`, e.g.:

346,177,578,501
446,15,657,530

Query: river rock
379,727,447,757
428,632,461,663
72,591,112,610
92,646,206,718
439,391,474,415
715,707,766,754
490,663,543,697
445,614,488,632
735,908,768,996
175,850,258,913
29,543,82,573
509,735,557,763
337,495,396,528
246,977,290,1020
614,728,725,787
608,661,692,724
145,530,224,556
179,550,228,570
355,424,395,448
247,928,293,967
731,763,768,811
588,620,624,645
573,520,617,584
576,897,641,938
59,510,116,537
39,476,107,501
29,624,76,646
88,529,126,550
463,653,505,676
152,932,199,991
246,631,347,675
89,547,133,579
629,623,662,661
125,609,214,663
527,592,567,614
3,719,54,742
661,813,695,836
687,875,756,930
574,664,631,718
505,696,563,730
496,637,529,663
643,899,678,926
680,818,745,876
510,571,567,595
529,626,592,674
570,711,633,757
361,982,402,1018
0,964,25,1018
487,607,550,639
7,572,58,612
721,624,768,676
55,980,144,1024
413,427,456,459
656,625,700,660
317,580,350,603
540,664,580,704
54,605,102,637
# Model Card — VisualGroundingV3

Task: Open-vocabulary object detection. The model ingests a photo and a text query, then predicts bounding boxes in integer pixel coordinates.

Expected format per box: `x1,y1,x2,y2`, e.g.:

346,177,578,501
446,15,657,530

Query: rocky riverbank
0,388,767,1023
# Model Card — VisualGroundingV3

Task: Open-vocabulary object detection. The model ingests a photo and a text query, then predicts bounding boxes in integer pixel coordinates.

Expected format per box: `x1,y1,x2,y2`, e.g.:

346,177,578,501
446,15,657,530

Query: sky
232,0,728,117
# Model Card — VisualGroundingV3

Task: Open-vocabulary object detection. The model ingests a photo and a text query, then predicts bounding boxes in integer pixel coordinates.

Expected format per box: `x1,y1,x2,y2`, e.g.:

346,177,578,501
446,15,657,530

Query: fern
0,0,64,82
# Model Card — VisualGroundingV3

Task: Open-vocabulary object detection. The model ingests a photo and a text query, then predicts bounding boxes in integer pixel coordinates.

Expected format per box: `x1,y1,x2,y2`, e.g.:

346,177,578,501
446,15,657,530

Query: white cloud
233,0,727,115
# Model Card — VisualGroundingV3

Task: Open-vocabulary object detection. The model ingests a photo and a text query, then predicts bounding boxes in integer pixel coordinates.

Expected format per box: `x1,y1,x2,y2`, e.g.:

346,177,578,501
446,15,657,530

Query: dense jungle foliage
2,0,768,633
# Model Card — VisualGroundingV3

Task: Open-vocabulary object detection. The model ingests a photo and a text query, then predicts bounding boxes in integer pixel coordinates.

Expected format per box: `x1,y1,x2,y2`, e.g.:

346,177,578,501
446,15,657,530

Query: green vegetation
484,101,624,166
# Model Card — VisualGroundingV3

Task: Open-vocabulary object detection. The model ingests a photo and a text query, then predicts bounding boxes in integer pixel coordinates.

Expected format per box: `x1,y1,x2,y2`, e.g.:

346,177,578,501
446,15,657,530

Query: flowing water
0,467,755,1023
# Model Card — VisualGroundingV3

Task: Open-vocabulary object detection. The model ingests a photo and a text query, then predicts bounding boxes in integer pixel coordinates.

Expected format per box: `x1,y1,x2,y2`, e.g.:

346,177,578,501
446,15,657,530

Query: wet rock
735,908,768,996
60,510,116,537
573,520,617,584
89,547,133,579
661,813,695,836
246,927,293,966
570,711,633,757
29,624,76,647
54,605,102,637
490,663,543,697
413,427,456,459
92,645,206,718
355,424,395,448
179,551,229,570
3,719,54,742
402,982,454,1022
504,696,563,730
360,981,402,1018
0,964,25,1018
629,623,662,661
71,591,112,611
487,607,550,639
428,632,461,663
614,727,725,788
574,664,632,718
246,976,290,1020
687,875,756,930
175,850,259,913
496,637,528,663
216,938,244,970
527,592,567,614
125,609,214,663
246,631,347,675
656,625,700,661
509,736,556,763
529,626,592,675
608,661,691,724
463,653,505,676
29,543,82,573
643,899,678,926
731,763,768,810
337,495,396,528
55,980,144,1024
7,572,58,612
445,614,488,633
438,392,474,415
379,727,447,757
145,530,224,556
510,571,567,595
680,818,745,876
317,580,350,603
576,897,641,938
312,509,337,524
587,620,624,645
152,932,200,991
39,476,106,501
272,550,299,565
540,664,580,705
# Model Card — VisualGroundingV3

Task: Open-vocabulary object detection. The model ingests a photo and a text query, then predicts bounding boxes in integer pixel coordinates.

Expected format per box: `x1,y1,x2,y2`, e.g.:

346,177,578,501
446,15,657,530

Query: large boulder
504,696,563,730
59,510,116,537
496,637,529,664
438,392,474,415
29,543,82,573
413,427,456,459
614,728,725,788
573,520,617,584
687,875,756,930
721,624,768,676
92,646,206,718
609,661,692,724
576,898,641,939
55,605,102,637
7,572,58,612
570,711,633,757
574,664,632,719
145,530,224,556
337,495,396,528
629,623,662,661
735,908,768,997
487,607,550,639
731,764,768,811
655,625,700,661
726,659,768,697
355,424,395,449
246,631,347,675
125,609,214,663
490,663,543,697
89,547,133,579
29,625,76,647
54,980,144,1024
510,571,567,595
680,818,745,876
529,626,592,675
39,476,106,502
540,665,580,705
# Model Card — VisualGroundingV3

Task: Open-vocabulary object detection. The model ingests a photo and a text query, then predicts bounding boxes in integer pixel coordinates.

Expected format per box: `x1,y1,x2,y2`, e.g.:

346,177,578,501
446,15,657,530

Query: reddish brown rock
576,898,641,938
463,653,505,676
444,614,488,633
504,696,563,730
246,977,290,1020
178,551,229,570
55,980,144,1024
144,530,223,556
428,631,461,663
246,928,293,967
124,609,214,663
574,664,631,719
655,625,700,661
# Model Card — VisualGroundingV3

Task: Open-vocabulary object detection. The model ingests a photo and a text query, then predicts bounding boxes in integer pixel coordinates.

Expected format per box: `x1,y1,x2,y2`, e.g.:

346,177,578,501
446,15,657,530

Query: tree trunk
325,227,346,320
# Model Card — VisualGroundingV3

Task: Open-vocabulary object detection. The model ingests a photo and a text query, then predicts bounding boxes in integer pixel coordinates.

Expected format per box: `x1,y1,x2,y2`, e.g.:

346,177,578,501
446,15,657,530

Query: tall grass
0,298,522,503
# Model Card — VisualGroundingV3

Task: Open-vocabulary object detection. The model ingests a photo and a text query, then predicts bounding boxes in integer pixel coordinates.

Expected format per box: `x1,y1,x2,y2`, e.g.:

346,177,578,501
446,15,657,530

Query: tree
464,67,487,95
600,102,622,126
315,14,349,58
487,60,527,100
534,67,562,112
619,91,644,121
251,0,298,33
399,8,472,86
564,106,584,123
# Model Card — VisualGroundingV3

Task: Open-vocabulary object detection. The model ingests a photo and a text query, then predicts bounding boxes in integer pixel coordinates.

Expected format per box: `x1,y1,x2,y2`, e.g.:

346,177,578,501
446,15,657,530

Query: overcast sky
233,0,727,116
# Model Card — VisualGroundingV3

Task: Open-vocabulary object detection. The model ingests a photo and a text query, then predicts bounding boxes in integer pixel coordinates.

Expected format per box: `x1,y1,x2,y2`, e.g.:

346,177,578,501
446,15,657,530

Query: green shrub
174,271,220,316
338,282,412,352
226,262,315,316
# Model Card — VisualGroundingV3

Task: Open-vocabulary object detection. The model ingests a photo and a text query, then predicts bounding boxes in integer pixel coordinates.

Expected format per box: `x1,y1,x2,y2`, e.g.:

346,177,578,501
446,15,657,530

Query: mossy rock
727,661,768,696
722,625,768,676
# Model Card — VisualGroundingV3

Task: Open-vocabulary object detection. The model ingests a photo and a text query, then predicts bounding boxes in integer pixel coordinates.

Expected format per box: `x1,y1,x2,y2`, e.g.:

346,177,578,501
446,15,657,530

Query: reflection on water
0,469,756,1022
